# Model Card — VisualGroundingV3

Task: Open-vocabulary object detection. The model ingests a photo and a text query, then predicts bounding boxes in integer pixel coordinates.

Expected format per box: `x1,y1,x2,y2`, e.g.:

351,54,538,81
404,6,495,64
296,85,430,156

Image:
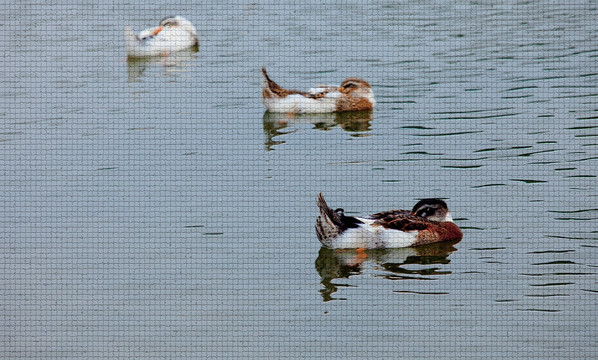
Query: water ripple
527,250,574,254
416,130,483,137
441,164,483,169
548,208,598,214
436,113,519,120
510,179,548,184
394,290,449,295
531,261,576,266
529,282,574,287
472,183,506,188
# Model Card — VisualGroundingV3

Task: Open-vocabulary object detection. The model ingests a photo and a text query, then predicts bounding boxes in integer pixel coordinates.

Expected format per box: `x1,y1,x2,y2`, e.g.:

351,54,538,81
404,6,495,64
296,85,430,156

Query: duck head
159,16,198,37
339,78,376,107
411,199,453,222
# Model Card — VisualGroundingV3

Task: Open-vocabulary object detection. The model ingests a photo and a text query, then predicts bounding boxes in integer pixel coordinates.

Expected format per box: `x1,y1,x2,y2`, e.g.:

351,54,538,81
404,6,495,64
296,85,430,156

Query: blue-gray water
2,1,597,358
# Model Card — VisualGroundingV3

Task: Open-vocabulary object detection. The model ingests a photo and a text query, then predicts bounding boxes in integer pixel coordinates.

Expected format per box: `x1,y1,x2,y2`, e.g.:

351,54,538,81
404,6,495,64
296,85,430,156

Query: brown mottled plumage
336,78,374,111
261,68,375,113
371,213,462,246
261,68,307,98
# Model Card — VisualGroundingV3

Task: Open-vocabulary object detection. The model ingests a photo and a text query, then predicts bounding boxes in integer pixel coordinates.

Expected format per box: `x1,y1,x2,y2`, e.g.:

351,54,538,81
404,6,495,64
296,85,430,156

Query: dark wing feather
338,212,363,229
370,209,411,222
372,212,432,232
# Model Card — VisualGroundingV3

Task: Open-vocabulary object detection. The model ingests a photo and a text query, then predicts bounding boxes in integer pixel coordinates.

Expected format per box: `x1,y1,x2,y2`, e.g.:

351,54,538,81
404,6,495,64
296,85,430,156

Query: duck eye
417,207,435,217
161,19,176,27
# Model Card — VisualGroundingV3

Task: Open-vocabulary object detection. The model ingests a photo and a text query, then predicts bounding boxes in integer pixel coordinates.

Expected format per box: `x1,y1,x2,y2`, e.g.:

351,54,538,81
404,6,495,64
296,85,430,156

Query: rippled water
2,1,597,358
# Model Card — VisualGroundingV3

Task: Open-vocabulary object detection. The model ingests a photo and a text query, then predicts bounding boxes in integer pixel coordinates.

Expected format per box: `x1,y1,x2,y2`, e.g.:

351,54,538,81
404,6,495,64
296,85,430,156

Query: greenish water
2,1,597,358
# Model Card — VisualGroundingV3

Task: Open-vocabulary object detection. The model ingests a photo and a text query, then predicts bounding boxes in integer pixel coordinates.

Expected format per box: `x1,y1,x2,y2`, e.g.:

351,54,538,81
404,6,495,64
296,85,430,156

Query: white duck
125,16,198,58
261,68,376,114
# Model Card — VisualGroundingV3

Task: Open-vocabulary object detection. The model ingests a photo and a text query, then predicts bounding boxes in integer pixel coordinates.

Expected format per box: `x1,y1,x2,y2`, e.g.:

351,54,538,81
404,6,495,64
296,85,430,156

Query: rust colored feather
261,67,307,98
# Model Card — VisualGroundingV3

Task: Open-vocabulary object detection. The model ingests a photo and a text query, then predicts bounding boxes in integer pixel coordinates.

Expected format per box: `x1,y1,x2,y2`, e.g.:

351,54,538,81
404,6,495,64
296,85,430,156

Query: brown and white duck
261,68,375,113
315,193,462,249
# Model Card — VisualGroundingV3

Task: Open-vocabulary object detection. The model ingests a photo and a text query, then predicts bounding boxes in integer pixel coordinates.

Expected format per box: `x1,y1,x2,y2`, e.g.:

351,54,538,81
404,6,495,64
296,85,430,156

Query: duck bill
153,26,163,36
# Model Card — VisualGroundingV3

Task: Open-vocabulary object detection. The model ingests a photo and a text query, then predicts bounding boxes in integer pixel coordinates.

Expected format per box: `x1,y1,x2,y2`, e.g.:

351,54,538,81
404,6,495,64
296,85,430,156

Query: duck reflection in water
262,111,373,151
126,46,199,83
315,240,460,302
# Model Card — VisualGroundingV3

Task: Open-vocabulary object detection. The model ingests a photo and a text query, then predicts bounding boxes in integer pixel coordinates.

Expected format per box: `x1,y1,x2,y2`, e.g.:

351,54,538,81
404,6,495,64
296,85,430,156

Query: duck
315,193,462,249
125,16,198,58
261,68,376,113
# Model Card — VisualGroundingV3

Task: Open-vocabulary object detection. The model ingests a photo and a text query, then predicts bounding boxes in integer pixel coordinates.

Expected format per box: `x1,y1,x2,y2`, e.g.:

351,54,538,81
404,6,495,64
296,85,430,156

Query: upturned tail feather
316,193,365,245
317,193,343,226
124,27,138,42
261,67,306,97
261,67,283,96
124,27,143,56
316,193,342,243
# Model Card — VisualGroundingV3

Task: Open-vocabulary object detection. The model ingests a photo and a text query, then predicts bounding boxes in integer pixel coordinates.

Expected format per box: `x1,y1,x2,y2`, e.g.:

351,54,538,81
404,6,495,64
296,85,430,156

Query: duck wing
371,212,431,232
307,85,339,99
370,209,411,222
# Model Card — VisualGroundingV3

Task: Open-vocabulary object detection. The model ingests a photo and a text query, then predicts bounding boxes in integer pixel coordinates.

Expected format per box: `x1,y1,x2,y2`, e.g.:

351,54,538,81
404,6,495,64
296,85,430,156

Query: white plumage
125,16,198,58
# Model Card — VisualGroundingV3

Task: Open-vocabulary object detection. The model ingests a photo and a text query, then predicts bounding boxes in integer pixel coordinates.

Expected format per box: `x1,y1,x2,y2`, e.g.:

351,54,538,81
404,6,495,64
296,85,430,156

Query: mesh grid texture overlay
2,1,597,359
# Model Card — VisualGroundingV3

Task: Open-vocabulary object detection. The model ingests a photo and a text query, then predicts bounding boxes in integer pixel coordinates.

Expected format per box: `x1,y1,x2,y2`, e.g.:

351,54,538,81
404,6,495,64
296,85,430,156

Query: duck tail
124,27,141,57
261,67,273,85
315,193,344,245
261,67,283,97
261,67,306,98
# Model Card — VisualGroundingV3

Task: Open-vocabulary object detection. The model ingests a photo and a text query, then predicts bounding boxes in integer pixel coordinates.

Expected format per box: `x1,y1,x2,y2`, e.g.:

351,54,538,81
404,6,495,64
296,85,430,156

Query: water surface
1,1,597,358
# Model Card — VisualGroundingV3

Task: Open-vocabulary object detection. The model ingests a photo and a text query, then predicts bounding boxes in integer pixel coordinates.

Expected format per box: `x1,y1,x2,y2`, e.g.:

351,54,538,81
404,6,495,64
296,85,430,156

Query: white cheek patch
365,91,376,107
